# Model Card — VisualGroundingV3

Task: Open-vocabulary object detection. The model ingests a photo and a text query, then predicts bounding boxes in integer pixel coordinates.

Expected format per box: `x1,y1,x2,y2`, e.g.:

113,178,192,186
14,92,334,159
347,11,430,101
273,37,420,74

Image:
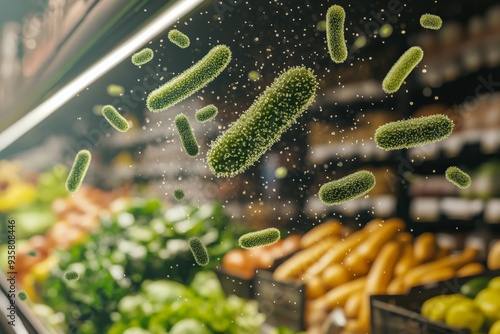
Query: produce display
0,163,117,283
422,276,500,333
2,1,500,333
269,218,494,333
108,271,264,334
29,198,249,333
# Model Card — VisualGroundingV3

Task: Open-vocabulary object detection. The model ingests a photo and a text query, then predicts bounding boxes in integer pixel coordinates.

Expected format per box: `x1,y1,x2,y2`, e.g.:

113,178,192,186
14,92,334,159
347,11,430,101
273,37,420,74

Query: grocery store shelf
408,129,500,164
313,80,386,107
410,197,500,224
304,194,397,219
308,141,394,165
418,40,500,88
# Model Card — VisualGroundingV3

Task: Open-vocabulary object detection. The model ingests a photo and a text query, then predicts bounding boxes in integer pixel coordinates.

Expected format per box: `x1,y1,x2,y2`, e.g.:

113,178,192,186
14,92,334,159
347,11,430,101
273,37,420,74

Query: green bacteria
64,270,79,281
374,114,454,150
102,105,130,132
147,45,231,112
207,66,317,178
445,166,471,189
420,14,443,30
106,84,125,96
175,114,199,157
248,70,261,81
173,188,185,201
195,104,218,123
238,228,281,249
131,47,154,66
326,5,347,63
319,170,376,205
168,29,190,49
28,250,37,257
66,150,91,193
188,237,209,266
17,291,28,301
382,46,424,94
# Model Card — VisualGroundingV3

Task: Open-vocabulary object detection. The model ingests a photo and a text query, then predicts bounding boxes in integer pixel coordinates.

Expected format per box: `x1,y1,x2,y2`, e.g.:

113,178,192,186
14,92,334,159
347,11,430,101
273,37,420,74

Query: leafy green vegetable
109,271,265,334
40,199,248,333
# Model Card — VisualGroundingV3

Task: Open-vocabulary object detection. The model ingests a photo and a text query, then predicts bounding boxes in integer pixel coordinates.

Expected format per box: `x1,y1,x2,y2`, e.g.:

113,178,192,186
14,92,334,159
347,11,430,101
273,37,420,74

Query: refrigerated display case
1,0,500,333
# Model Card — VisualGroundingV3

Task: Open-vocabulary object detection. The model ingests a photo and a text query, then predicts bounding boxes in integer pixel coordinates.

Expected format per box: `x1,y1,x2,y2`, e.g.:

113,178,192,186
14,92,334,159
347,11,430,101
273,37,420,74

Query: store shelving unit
296,2,500,237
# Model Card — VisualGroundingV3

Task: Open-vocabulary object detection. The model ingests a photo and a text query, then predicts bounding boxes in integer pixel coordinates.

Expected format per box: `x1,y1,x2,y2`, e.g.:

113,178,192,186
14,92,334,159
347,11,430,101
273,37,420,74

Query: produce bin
370,271,500,334
214,266,255,299
215,249,298,300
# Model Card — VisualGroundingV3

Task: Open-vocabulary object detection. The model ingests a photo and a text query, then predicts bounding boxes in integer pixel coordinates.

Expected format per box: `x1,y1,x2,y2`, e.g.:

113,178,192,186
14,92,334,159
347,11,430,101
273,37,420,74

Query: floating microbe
445,166,471,189
102,105,130,132
175,114,199,157
64,270,79,281
207,66,317,178
354,35,367,49
173,188,185,201
106,84,125,96
195,104,218,123
420,14,443,30
66,150,91,193
168,29,190,48
316,20,327,32
17,291,28,301
326,5,347,63
274,166,288,179
188,237,209,266
379,24,393,38
92,104,104,115
319,170,376,205
382,46,423,94
147,45,231,112
131,47,154,66
238,228,281,249
248,70,261,81
374,114,454,150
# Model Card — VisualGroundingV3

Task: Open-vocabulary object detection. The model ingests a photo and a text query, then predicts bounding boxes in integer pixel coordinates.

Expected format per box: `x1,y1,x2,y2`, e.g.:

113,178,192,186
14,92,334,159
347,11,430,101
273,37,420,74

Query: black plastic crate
370,270,500,334
254,269,306,331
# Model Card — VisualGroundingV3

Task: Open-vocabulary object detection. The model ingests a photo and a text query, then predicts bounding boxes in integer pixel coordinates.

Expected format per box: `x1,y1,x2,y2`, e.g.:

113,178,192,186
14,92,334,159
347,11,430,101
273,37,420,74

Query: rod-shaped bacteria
168,29,190,48
374,114,454,150
131,48,154,66
66,150,91,192
175,114,199,157
102,105,130,132
382,46,423,94
420,14,442,30
173,189,185,200
147,45,231,112
326,5,347,63
207,66,317,177
319,170,376,205
445,166,471,189
195,104,218,123
238,228,281,249
64,270,79,281
188,237,209,266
